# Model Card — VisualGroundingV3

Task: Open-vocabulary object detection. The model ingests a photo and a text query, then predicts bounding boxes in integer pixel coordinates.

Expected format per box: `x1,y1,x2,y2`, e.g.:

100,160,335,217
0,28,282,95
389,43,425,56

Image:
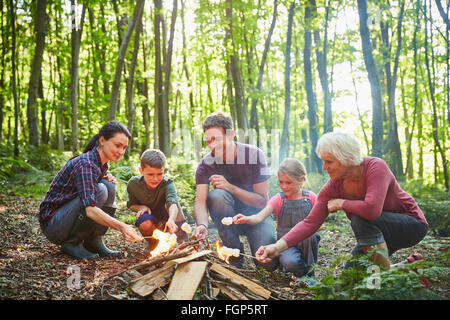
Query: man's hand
327,199,345,213
209,175,233,192
192,224,208,240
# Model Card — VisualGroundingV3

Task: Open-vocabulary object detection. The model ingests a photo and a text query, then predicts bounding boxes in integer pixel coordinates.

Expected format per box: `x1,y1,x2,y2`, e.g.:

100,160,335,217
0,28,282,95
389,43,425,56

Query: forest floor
0,194,448,300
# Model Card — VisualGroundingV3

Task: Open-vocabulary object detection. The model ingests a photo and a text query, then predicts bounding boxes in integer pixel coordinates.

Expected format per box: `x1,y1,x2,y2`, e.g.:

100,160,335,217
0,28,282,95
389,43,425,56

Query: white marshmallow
221,217,233,225
181,222,192,234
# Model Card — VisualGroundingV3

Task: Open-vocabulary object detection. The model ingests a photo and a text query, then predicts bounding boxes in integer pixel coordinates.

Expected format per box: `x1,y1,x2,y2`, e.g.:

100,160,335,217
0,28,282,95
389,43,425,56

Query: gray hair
316,132,363,166
140,149,166,168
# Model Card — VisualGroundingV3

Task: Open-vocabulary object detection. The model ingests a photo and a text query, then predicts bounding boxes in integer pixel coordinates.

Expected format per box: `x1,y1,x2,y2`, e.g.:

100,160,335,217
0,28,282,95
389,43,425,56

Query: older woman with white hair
255,132,429,270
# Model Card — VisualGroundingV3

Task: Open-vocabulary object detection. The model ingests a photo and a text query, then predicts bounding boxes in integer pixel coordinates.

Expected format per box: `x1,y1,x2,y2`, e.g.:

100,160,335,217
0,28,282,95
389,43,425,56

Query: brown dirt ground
0,194,448,300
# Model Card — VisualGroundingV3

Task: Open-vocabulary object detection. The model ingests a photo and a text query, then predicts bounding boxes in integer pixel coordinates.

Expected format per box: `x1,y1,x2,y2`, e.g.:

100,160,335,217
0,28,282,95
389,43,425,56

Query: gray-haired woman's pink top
282,157,428,247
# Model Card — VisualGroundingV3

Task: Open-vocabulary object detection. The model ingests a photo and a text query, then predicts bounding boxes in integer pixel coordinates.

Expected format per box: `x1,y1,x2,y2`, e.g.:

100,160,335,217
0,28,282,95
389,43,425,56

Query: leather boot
61,213,99,260
83,206,121,257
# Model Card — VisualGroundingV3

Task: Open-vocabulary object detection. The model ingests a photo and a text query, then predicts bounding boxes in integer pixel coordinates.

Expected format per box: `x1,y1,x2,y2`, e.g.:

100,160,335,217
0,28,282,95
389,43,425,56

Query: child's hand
233,214,258,225
136,206,151,219
166,219,178,233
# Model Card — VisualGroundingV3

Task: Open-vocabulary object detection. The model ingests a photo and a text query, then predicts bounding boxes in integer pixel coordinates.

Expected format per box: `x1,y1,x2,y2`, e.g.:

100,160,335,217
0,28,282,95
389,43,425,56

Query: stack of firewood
105,239,290,300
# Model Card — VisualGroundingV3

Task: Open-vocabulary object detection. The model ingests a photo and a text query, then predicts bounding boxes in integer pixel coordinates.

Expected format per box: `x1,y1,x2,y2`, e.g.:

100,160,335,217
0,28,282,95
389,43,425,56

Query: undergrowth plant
307,251,449,300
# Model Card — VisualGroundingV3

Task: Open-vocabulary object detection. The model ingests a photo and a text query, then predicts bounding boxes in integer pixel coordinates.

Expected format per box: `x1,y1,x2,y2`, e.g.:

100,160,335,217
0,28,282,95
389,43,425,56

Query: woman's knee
97,180,116,207
350,214,372,234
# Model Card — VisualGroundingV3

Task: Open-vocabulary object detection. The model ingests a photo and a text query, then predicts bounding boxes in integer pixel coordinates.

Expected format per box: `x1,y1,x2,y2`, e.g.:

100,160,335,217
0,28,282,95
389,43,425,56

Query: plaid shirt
39,148,108,229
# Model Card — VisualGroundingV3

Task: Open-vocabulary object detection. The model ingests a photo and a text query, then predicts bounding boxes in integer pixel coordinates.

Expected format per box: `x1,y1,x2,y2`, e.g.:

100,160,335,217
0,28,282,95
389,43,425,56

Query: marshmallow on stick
181,222,192,234
221,217,233,225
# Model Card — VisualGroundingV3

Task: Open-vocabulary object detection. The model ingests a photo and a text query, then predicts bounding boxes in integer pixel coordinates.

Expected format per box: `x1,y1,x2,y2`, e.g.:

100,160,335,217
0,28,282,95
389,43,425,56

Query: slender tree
381,0,405,178
424,0,449,191
108,0,146,121
250,0,278,141
226,0,248,132
280,1,295,162
357,0,383,158
304,3,322,173
9,0,19,158
70,0,86,154
27,0,46,146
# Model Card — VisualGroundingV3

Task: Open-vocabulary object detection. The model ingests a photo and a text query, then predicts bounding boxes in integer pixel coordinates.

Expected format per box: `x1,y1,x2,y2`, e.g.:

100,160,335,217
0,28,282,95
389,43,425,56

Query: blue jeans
279,233,321,277
207,188,279,271
43,180,116,245
344,211,428,268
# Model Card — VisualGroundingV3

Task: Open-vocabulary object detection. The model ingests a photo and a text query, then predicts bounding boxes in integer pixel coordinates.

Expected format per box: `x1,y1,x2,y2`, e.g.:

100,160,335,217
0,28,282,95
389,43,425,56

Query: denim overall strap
277,191,317,266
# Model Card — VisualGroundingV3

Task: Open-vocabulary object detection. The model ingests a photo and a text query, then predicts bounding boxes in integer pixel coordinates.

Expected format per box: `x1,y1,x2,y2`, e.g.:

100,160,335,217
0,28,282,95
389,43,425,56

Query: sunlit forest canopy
0,0,449,190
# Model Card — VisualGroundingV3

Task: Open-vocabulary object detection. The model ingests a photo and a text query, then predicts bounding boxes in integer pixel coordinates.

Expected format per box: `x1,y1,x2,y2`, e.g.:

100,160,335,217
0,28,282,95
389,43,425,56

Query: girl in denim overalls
234,158,320,281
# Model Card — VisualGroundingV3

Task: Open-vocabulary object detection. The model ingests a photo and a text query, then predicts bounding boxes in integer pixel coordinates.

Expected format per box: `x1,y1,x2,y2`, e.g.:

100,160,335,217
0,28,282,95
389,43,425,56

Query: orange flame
214,240,240,264
148,229,177,257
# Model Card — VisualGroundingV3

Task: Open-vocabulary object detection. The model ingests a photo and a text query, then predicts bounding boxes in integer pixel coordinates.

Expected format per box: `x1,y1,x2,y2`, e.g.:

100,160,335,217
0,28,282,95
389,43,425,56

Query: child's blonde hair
278,158,307,184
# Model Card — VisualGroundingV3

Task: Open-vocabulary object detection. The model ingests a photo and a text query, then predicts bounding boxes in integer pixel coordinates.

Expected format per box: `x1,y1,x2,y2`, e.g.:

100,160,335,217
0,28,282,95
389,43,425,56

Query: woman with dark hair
39,121,143,260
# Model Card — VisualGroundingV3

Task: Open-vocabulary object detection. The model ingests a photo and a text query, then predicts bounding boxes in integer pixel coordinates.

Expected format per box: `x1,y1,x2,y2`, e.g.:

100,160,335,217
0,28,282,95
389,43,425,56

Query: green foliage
166,157,198,221
0,144,64,198
402,179,450,236
308,252,449,300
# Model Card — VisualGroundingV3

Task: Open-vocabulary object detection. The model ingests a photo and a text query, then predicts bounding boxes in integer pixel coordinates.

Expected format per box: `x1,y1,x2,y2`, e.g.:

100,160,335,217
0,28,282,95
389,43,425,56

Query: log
210,263,271,299
166,250,212,266
129,264,175,297
166,261,208,300
216,283,248,300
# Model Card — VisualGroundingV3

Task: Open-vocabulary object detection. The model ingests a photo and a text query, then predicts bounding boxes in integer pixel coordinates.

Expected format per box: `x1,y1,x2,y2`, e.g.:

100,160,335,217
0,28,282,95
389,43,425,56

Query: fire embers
214,240,240,264
148,229,177,257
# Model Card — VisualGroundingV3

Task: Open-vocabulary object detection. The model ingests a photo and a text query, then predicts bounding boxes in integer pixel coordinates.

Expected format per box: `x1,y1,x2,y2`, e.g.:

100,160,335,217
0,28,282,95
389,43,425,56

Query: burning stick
212,241,255,264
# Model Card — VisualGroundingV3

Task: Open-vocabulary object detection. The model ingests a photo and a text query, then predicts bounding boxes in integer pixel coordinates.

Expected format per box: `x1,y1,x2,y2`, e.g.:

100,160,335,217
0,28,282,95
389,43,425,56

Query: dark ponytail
83,121,131,153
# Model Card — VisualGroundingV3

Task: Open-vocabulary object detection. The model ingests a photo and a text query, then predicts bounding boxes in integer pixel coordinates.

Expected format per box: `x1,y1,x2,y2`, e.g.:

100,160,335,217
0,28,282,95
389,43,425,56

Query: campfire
103,224,290,300
148,229,177,257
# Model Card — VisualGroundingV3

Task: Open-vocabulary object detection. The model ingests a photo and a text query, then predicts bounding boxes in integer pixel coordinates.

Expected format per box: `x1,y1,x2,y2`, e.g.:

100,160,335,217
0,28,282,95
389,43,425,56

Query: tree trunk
310,0,332,134
180,0,195,132
0,0,6,141
108,0,146,121
70,0,86,154
27,0,46,146
424,0,449,191
159,0,178,156
250,0,278,141
381,0,405,179
406,0,422,179
357,0,383,158
136,23,151,153
10,0,19,158
99,3,110,102
153,0,164,149
280,2,295,162
126,5,144,158
226,0,248,133
304,4,322,173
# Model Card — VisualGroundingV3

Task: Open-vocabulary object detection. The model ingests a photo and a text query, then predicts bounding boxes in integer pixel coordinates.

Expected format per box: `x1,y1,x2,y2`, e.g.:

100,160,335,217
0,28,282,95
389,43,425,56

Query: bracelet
197,224,209,232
